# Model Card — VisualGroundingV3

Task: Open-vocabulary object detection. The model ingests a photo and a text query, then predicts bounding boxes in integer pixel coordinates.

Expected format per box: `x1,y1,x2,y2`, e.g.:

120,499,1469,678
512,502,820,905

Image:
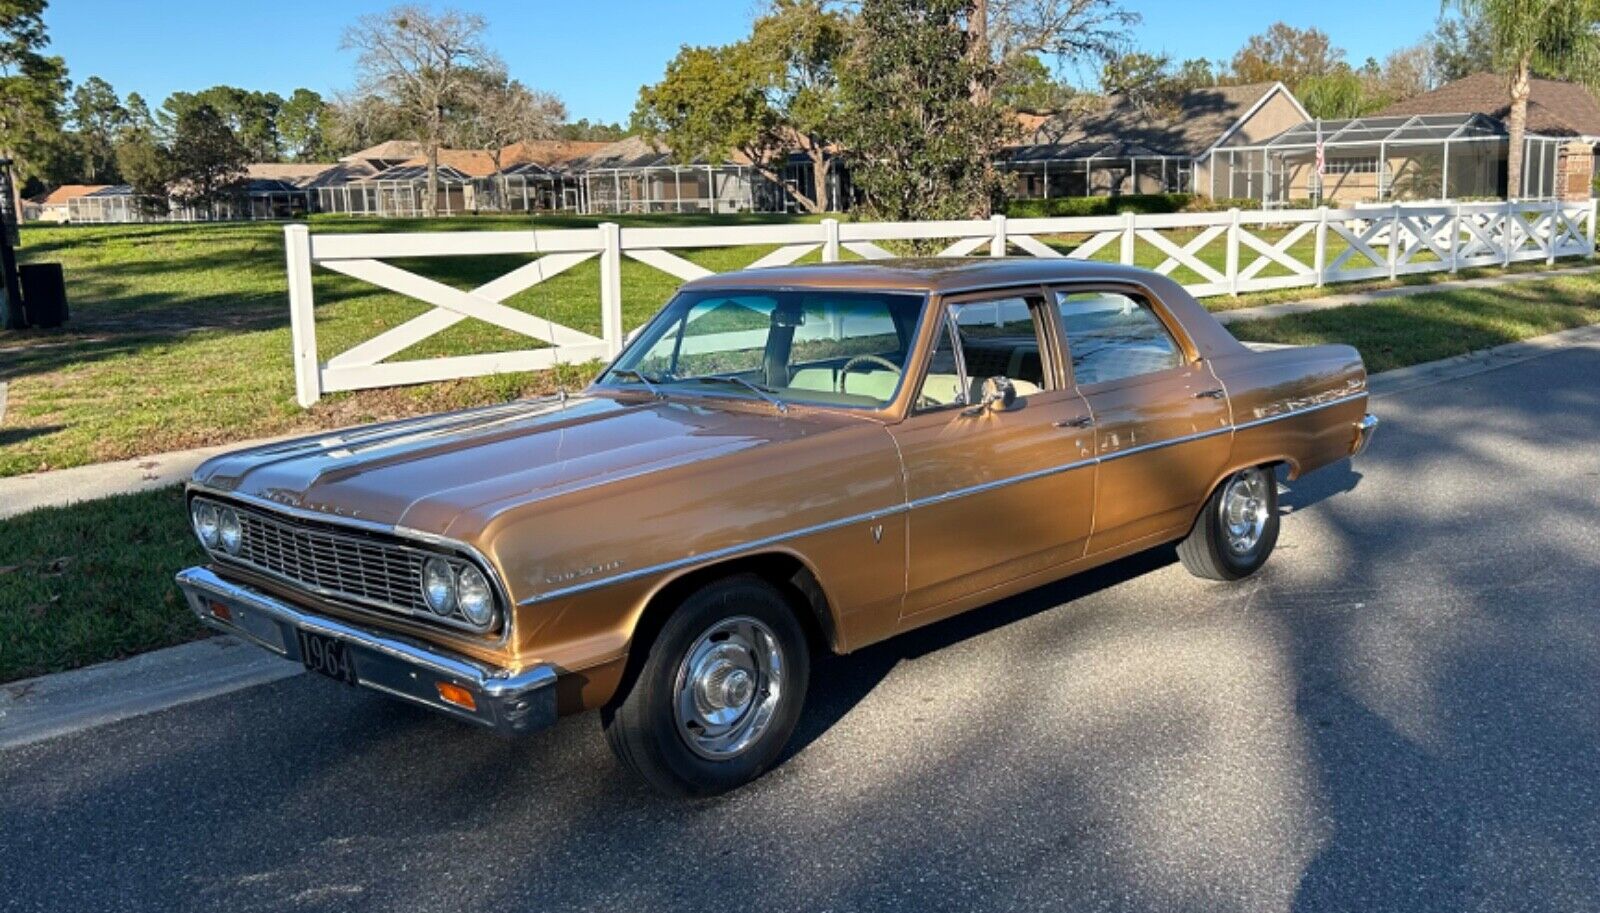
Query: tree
115,128,173,215
68,75,127,182
277,88,333,161
1430,9,1497,81
0,0,68,212
1230,23,1344,86
1297,69,1373,118
1444,0,1600,197
452,69,565,207
994,54,1079,111
558,119,629,141
123,91,156,133
341,5,499,216
838,0,1009,221
633,0,850,213
161,86,283,161
167,103,250,215
1100,51,1182,114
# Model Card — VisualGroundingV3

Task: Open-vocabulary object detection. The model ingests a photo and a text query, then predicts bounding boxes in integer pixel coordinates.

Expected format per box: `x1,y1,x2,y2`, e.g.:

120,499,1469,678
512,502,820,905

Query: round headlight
422,558,457,616
456,565,494,627
218,508,242,554
191,502,220,548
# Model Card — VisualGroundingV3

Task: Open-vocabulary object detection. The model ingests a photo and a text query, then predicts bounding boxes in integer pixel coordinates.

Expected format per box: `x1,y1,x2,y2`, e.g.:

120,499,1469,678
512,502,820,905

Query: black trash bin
20,262,67,328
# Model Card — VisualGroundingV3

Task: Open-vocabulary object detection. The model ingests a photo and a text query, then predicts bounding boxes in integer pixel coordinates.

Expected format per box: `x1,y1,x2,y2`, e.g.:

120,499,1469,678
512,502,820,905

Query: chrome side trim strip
520,391,1367,606
519,505,910,606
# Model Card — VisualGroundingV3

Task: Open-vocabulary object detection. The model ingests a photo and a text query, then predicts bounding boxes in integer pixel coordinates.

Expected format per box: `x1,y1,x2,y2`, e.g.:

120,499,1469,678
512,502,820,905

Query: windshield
599,289,927,409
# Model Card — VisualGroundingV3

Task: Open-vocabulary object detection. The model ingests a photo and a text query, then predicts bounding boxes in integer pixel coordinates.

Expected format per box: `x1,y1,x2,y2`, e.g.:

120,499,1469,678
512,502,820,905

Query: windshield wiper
608,368,665,398
690,375,789,413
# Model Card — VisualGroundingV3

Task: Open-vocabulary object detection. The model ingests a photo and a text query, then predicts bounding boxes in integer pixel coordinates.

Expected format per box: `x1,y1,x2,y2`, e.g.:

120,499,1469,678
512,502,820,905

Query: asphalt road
5,345,1600,913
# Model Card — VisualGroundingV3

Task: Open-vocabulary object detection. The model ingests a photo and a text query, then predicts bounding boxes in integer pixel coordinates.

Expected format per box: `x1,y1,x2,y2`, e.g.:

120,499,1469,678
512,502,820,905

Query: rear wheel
602,574,809,797
1178,465,1280,581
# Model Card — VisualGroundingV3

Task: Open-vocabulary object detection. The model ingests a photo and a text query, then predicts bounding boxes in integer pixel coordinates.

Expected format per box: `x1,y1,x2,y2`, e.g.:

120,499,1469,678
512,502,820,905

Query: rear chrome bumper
175,566,557,735
1351,413,1379,456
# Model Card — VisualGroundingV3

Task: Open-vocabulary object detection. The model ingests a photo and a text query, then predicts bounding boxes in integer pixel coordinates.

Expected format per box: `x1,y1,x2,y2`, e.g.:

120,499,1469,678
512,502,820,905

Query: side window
916,296,1050,409
1055,291,1185,386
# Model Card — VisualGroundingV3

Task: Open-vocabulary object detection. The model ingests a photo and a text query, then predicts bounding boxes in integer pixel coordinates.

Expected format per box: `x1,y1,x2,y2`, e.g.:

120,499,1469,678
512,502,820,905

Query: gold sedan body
178,259,1371,728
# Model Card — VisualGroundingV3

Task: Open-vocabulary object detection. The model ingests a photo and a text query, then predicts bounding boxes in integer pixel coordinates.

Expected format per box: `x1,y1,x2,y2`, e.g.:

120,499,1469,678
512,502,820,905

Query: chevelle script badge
545,560,623,586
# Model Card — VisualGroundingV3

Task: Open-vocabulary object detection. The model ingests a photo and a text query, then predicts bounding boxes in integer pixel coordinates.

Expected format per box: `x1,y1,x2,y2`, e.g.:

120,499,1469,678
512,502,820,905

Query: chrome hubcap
673,616,784,759
1220,468,1271,554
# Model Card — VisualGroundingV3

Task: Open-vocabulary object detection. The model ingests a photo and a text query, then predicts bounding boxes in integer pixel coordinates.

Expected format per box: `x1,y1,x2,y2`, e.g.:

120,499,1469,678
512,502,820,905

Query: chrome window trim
517,390,1368,606
186,483,513,646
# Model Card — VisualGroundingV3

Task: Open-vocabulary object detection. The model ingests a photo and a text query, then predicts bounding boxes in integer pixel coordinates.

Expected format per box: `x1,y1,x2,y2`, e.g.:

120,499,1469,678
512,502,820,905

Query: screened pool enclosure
1213,114,1570,205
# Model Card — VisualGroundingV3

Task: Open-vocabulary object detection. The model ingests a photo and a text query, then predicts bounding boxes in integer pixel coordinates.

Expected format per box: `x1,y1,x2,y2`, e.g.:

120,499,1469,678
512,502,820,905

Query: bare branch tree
452,69,567,209
340,5,500,215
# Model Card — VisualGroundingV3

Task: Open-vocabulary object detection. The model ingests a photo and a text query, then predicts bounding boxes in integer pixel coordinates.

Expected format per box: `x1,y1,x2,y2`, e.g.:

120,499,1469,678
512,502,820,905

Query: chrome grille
229,505,430,617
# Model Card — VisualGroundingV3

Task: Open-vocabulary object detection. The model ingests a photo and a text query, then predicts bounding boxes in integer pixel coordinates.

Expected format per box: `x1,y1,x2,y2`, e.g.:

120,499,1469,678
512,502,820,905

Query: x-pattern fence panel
287,199,1598,405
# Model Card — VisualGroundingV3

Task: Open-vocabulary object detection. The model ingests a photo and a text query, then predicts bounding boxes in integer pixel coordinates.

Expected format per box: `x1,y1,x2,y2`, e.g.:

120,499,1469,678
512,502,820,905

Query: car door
890,290,1096,620
1050,286,1231,556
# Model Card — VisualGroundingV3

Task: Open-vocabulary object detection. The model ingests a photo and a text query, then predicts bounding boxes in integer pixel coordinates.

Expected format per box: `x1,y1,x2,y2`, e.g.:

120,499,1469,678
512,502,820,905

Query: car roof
678,257,1159,295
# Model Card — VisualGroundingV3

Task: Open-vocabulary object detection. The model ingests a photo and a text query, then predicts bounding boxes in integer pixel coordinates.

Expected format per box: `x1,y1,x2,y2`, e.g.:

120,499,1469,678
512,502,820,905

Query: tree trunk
1506,59,1531,200
425,140,439,217
967,0,995,219
811,152,831,213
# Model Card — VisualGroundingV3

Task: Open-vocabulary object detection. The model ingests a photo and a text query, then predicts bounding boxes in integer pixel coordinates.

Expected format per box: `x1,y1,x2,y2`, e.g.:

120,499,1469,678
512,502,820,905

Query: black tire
601,574,810,797
1177,465,1280,581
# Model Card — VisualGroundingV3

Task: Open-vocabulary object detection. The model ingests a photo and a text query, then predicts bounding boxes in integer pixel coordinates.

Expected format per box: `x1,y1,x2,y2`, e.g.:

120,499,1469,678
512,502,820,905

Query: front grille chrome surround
190,496,499,634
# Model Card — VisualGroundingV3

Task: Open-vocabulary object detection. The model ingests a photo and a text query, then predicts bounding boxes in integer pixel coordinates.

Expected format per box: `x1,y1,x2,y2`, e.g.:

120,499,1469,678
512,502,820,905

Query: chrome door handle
1054,416,1093,428
1195,388,1226,399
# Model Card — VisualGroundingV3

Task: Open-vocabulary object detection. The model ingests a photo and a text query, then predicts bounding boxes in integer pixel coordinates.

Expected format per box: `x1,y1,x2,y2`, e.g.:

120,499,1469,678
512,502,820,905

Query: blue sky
47,0,1451,123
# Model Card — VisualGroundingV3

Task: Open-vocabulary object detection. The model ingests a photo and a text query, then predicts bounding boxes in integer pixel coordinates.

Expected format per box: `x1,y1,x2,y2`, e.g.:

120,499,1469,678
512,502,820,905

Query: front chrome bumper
175,566,558,735
1351,413,1379,456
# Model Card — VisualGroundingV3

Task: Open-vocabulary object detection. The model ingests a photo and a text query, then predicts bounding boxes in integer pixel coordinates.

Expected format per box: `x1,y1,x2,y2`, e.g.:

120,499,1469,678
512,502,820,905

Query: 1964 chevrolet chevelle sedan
177,258,1375,795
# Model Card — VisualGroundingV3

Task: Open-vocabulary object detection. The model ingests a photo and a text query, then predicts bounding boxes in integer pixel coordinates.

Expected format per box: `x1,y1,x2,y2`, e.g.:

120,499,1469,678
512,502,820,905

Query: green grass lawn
0,486,206,683
0,213,1588,477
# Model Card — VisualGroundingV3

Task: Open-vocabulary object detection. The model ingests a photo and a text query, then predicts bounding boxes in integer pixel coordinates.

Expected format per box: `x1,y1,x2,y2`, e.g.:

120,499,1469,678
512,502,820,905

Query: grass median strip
0,486,206,683
6,267,1600,683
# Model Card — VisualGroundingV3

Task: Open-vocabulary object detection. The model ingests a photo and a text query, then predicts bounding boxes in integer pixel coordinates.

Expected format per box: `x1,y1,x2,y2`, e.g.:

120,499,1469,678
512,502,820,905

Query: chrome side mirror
964,376,1018,415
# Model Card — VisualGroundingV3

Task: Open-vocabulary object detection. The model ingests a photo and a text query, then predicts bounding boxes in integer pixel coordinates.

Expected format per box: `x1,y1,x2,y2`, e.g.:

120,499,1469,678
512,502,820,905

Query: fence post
1120,210,1136,266
1314,206,1328,287
1546,198,1558,265
1449,203,1461,273
822,217,840,262
990,213,1008,257
1589,198,1598,257
1226,208,1240,296
599,222,624,358
284,224,321,408
1502,200,1514,267
1387,203,1401,281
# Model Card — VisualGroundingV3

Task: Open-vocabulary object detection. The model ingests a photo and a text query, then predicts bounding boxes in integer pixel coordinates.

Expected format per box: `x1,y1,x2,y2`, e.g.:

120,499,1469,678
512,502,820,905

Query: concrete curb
0,635,301,751
1369,321,1600,398
5,317,1600,753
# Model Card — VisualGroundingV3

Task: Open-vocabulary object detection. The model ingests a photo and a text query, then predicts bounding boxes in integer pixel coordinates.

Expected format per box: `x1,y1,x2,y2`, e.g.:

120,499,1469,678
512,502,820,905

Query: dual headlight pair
422,557,495,628
191,501,242,555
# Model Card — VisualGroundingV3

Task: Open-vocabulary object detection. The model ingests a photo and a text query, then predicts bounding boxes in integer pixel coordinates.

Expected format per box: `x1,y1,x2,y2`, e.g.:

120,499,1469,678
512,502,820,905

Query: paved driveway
4,345,1600,913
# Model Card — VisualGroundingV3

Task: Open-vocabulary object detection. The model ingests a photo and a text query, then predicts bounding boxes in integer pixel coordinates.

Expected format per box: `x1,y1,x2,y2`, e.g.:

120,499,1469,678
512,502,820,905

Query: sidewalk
2,262,1598,520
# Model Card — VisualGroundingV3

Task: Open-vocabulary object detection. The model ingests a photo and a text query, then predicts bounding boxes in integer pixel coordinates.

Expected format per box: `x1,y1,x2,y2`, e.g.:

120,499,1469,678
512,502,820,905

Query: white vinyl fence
286,199,1598,406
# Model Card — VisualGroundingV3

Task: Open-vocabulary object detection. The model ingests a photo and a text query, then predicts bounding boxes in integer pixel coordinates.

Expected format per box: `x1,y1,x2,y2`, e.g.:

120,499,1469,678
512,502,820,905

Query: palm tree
1444,0,1600,198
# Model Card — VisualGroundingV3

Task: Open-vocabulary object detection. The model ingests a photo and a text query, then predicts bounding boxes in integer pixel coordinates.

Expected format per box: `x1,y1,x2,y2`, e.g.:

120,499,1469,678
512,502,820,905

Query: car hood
192,393,870,537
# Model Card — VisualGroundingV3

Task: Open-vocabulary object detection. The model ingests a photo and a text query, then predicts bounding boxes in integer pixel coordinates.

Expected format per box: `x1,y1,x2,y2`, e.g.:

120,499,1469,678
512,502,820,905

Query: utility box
20,262,67,328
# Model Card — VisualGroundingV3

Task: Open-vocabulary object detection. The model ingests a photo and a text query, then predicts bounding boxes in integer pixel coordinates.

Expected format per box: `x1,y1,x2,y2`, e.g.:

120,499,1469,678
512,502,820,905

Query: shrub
1003,194,1192,218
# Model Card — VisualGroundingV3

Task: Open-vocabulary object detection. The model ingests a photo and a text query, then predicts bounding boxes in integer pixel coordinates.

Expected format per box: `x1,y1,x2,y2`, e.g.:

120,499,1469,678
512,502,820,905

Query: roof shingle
1379,73,1600,138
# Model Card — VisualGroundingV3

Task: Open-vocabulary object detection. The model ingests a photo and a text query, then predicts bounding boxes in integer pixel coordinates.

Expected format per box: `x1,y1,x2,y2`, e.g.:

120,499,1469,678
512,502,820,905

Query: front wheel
601,574,809,797
1177,465,1280,581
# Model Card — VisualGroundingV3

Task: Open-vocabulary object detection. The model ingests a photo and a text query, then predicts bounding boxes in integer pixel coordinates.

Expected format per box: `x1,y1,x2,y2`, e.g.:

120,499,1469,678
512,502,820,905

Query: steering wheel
837,354,902,394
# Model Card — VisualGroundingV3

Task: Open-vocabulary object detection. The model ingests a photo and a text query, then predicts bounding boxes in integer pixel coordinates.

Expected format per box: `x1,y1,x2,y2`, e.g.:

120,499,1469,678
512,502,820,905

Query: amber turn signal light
435,681,477,711
209,601,233,622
